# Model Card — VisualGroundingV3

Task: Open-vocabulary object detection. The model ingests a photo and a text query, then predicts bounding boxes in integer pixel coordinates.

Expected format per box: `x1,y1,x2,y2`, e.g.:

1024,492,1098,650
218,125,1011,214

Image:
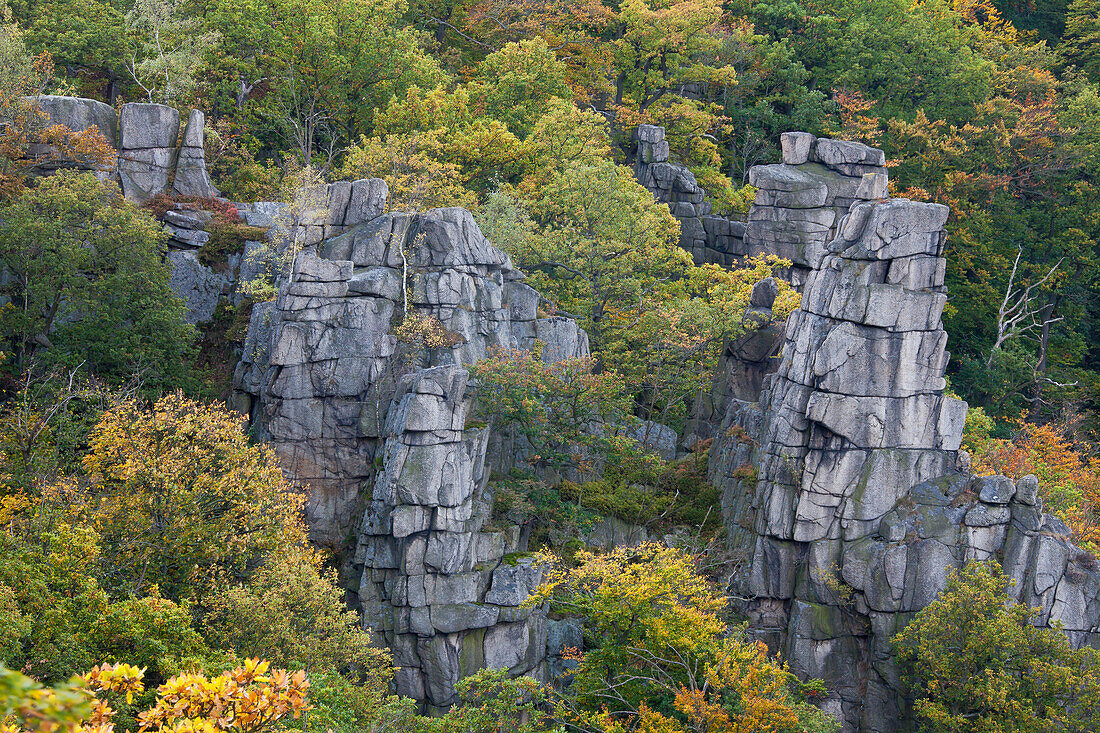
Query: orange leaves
970,419,1100,544
1,661,309,733
136,660,310,733
83,664,146,705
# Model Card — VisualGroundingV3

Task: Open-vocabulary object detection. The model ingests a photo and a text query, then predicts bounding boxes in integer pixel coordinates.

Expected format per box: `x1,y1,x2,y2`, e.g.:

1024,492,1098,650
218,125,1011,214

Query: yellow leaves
80,394,305,599
135,660,310,733
82,664,146,705
537,545,835,732
339,131,476,212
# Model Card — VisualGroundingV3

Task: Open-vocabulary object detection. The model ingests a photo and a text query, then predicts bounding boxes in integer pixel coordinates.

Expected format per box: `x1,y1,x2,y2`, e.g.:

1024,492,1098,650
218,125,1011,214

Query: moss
502,552,533,566
458,627,486,677
191,298,254,400
560,449,722,532
199,221,269,269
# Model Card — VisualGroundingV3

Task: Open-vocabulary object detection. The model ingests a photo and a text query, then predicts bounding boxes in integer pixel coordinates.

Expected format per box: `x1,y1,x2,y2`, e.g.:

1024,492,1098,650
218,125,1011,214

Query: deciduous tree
894,561,1100,732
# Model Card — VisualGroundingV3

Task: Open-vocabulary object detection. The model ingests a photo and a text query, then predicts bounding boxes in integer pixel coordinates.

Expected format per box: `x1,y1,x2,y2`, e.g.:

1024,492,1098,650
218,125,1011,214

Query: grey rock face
167,250,232,324
119,103,180,149
233,187,594,710
744,136,889,286
780,132,816,165
173,110,219,198
117,103,180,203
28,96,223,213
634,125,742,267
631,420,678,460
705,133,1100,733
29,96,118,168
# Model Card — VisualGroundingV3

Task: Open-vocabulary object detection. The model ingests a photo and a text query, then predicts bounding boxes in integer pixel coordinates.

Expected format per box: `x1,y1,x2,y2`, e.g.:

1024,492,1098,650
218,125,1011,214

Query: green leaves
0,171,196,391
894,561,1100,732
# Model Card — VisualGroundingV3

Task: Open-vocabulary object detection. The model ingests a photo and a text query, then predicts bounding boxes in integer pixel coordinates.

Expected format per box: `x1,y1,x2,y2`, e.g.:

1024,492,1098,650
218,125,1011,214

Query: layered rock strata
634,124,744,266
634,127,887,284
173,109,218,199
708,141,1100,732
233,198,588,709
746,133,888,287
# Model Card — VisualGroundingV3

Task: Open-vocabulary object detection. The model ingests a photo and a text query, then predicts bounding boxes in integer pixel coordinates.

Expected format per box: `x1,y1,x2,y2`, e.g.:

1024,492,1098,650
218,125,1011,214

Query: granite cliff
30,95,1100,729
708,132,1100,732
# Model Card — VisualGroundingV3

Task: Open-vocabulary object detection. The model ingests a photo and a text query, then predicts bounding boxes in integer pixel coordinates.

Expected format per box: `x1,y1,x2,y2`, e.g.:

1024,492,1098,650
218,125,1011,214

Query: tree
966,418,1100,544
528,544,837,732
340,129,477,211
82,393,302,600
471,349,656,478
1063,0,1100,82
0,659,310,733
522,159,684,352
0,24,115,197
201,547,386,676
472,38,571,137
605,257,798,430
421,668,554,733
126,0,220,105
17,0,130,102
0,171,195,389
207,0,444,170
893,561,1100,732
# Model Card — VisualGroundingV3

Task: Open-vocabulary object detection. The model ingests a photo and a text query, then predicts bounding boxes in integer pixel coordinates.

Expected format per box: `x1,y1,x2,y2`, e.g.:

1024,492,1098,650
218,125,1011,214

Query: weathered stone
118,103,180,149
965,503,1011,527
485,558,544,606
976,475,1015,505
1015,474,1040,505
780,132,816,165
347,178,388,225
814,139,886,168
295,251,353,282
33,95,117,151
430,603,499,634
173,116,219,198
167,250,230,324
348,267,402,300
750,277,780,308
636,124,664,144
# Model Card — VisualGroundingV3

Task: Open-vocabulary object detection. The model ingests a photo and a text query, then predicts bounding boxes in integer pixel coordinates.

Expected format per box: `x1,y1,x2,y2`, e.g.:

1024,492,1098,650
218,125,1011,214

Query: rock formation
634,124,744,266
635,127,888,289
232,200,587,709
32,98,1100,726
747,133,888,287
706,134,1100,732
29,96,235,323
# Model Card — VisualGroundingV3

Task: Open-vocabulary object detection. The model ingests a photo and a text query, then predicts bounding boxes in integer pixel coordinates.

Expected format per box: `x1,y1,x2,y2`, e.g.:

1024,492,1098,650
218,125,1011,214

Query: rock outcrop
634,125,744,267
747,133,888,287
29,96,232,323
634,127,887,286
233,197,588,710
707,136,1100,732
32,96,220,200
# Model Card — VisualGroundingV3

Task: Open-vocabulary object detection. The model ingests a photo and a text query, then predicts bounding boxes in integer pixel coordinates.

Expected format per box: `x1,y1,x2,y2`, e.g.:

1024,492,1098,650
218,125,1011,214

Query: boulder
33,95,117,149
118,103,180,150
780,132,816,165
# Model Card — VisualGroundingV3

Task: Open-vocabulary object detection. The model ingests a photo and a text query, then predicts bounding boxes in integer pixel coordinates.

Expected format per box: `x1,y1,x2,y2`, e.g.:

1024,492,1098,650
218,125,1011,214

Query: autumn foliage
1,660,309,733
529,544,837,732
969,416,1100,544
